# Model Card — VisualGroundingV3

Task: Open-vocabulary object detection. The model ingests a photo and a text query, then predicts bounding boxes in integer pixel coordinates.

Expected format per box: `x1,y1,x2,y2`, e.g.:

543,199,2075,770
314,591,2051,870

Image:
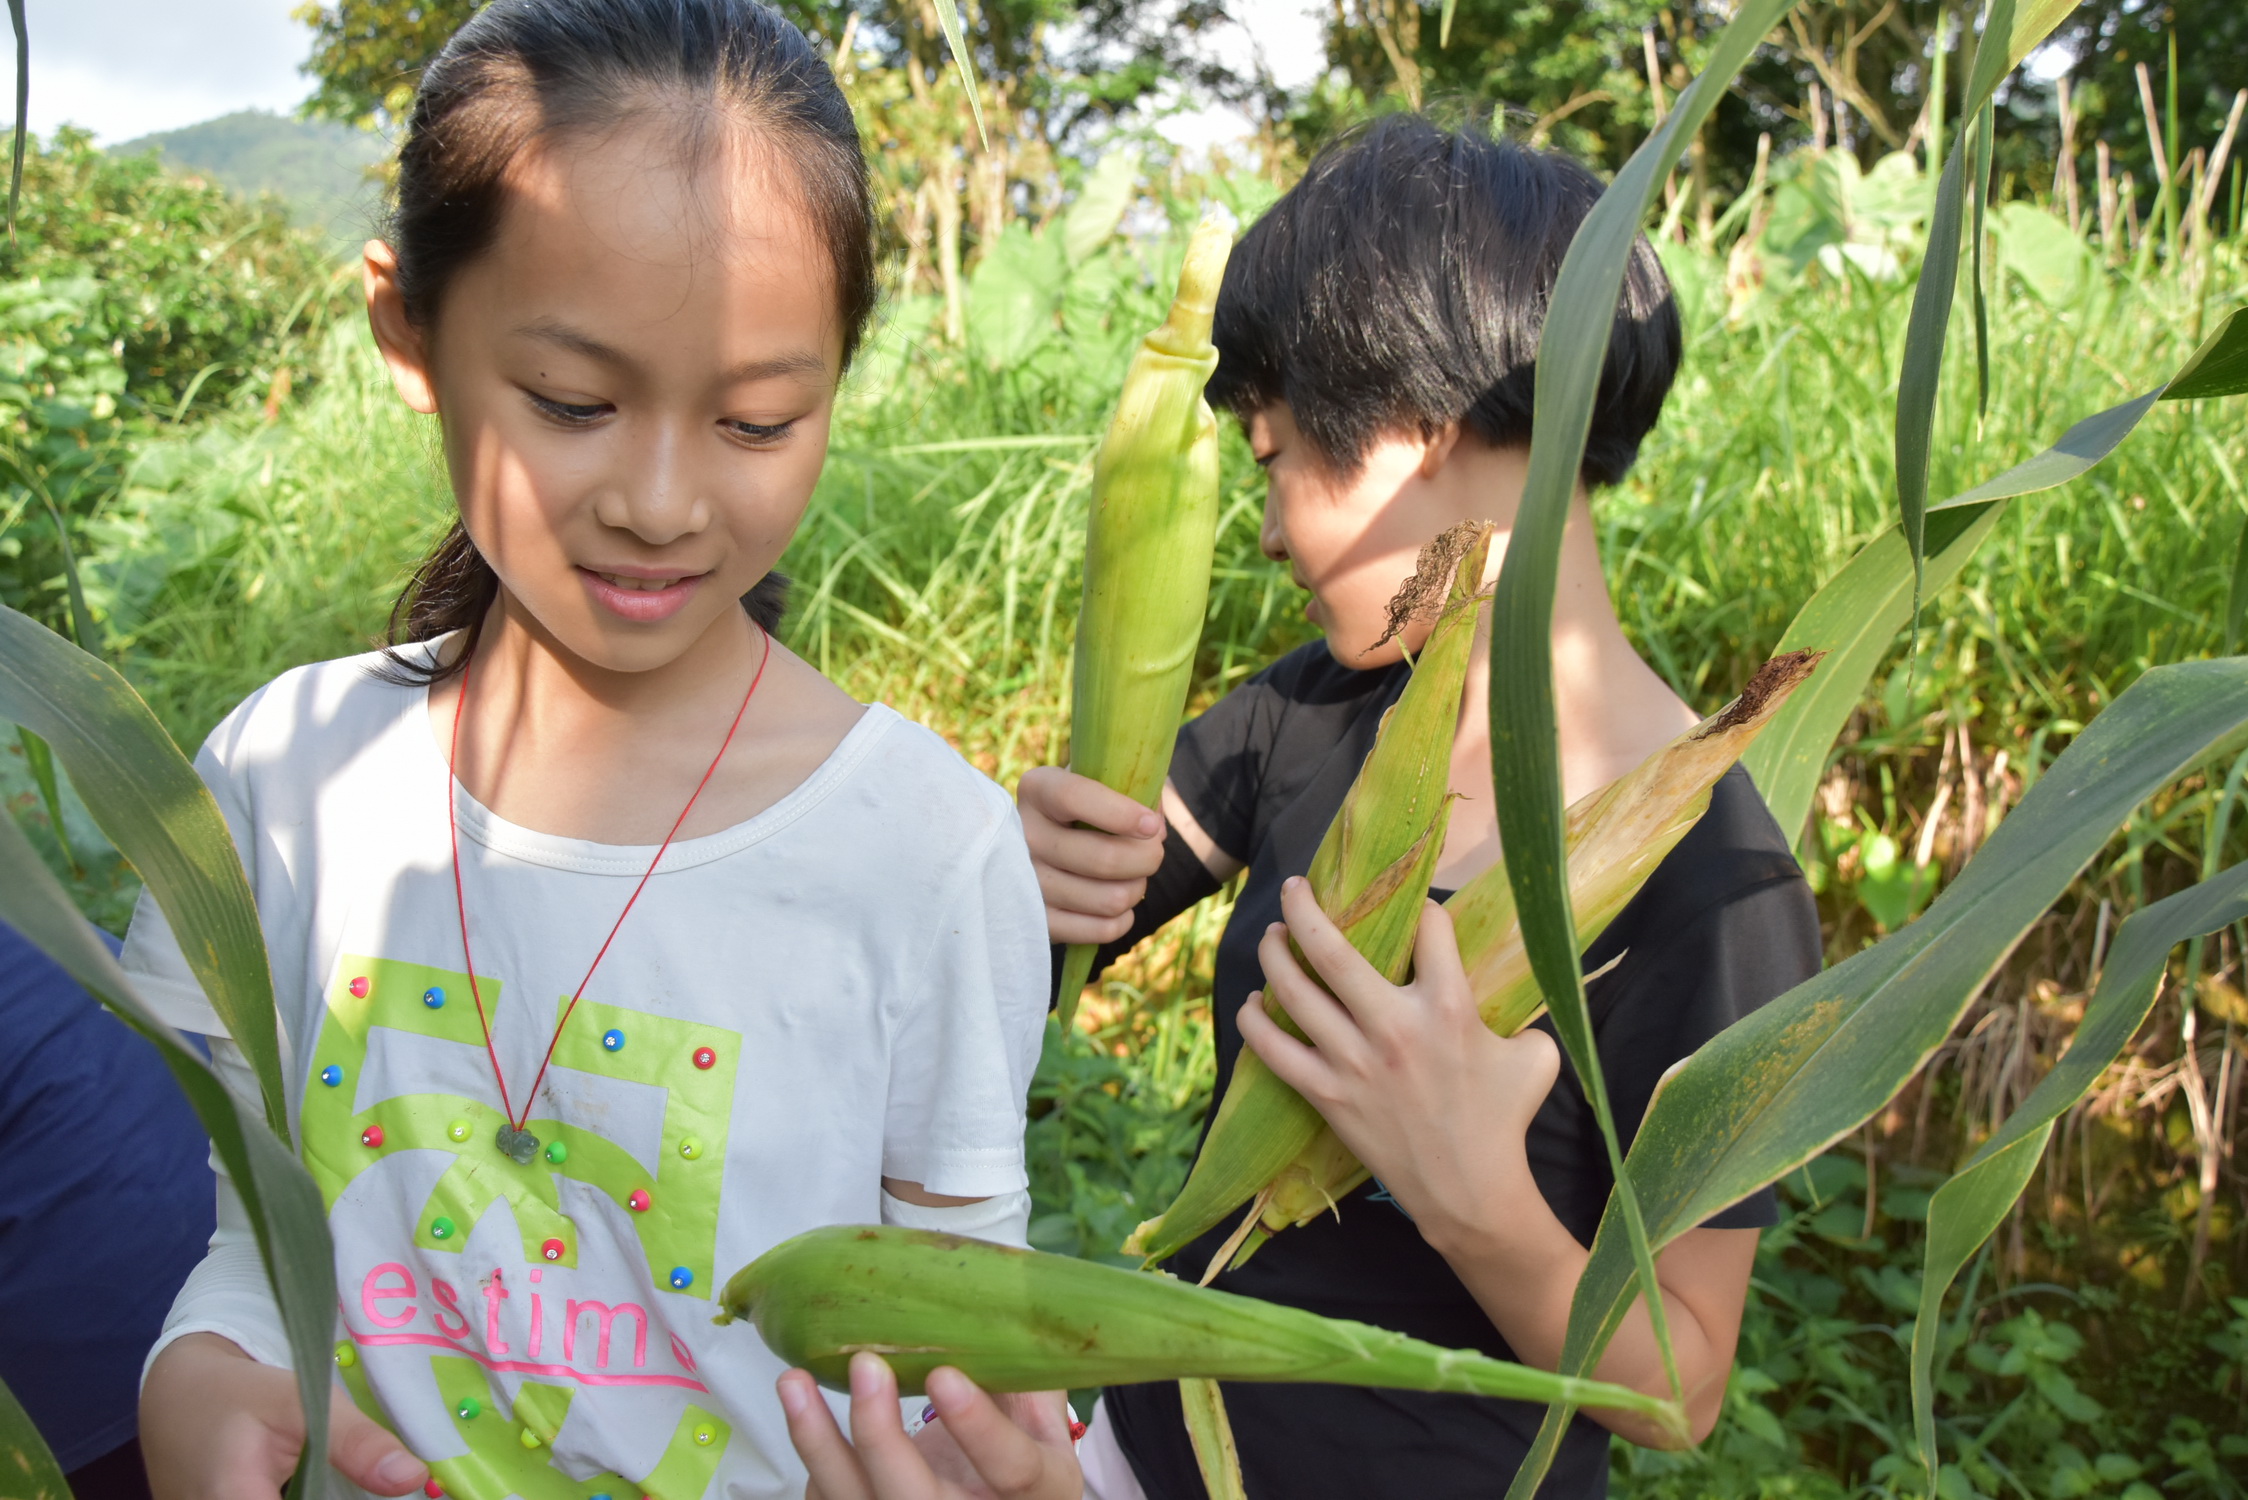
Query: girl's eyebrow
515,318,827,383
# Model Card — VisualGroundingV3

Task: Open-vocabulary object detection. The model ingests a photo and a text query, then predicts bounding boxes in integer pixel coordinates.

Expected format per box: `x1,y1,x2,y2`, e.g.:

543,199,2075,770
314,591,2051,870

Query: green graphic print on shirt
305,956,739,1500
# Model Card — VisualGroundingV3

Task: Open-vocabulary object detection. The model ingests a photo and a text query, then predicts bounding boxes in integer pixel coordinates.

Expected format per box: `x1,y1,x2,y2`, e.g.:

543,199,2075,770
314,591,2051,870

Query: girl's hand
779,1353,1081,1500
1016,767,1165,945
140,1332,429,1500
1237,876,1562,1257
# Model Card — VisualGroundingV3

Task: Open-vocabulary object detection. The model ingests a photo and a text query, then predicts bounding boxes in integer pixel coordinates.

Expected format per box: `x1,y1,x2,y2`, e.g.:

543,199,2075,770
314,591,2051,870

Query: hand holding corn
1239,879,1562,1248
778,1355,1081,1500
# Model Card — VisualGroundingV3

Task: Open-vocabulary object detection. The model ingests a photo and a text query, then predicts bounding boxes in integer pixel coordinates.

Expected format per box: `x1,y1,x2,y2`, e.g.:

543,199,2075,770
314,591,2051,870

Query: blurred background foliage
6,0,2248,1493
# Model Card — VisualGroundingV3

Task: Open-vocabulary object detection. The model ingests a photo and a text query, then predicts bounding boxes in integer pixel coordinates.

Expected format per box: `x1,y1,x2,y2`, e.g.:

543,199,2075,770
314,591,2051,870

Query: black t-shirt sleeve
1167,662,1294,865
1570,767,1825,1233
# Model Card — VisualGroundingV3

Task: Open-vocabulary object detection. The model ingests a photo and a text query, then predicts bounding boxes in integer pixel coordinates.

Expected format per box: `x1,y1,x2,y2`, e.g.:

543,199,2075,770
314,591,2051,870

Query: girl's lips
578,567,705,624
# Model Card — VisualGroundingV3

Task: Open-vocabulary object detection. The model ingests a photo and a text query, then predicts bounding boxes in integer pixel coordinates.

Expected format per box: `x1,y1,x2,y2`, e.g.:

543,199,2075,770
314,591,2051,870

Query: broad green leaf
0,606,289,1140
0,1369,70,1500
967,222,1068,368
1061,150,1139,266
1489,0,1808,1432
1510,657,2248,1496
1746,305,2248,841
928,0,988,151
0,810,338,1500
1910,860,2248,1488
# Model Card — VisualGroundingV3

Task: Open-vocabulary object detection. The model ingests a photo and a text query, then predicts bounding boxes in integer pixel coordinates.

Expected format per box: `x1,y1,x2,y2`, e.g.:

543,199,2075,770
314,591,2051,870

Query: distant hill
112,110,389,253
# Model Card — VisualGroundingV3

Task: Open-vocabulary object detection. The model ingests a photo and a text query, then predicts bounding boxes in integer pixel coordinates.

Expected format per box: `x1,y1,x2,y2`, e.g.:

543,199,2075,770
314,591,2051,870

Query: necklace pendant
495,1124,542,1165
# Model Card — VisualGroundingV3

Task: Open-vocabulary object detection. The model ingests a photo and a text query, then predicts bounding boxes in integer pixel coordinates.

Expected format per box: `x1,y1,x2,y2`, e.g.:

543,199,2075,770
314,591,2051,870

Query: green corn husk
1054,216,1234,1031
718,1225,1679,1431
1179,1377,1245,1500
1125,524,1495,1269
1132,645,1823,1269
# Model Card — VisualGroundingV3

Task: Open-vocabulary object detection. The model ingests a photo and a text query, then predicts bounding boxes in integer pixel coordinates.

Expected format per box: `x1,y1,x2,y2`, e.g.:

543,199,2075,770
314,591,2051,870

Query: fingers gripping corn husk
1140,647,1826,1268
718,1225,1679,1428
1054,217,1234,1031
1125,524,1496,1269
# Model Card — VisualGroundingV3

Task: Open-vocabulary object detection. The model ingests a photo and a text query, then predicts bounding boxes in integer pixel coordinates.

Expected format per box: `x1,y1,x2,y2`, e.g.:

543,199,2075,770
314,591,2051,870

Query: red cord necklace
446,626,773,1165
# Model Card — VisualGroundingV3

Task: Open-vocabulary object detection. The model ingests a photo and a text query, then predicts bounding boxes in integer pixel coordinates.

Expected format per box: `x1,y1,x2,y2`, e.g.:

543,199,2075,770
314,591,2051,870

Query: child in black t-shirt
1018,114,1822,1500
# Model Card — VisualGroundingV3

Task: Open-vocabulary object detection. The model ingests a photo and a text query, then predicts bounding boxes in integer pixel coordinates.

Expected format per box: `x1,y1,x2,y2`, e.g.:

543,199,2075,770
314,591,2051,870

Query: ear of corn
718,1224,1681,1433
1125,525,1494,1268
1132,648,1823,1267
1054,217,1233,1031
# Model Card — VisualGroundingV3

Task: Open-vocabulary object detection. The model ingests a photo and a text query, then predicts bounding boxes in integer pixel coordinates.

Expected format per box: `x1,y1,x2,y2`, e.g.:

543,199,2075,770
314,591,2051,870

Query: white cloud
25,0,313,143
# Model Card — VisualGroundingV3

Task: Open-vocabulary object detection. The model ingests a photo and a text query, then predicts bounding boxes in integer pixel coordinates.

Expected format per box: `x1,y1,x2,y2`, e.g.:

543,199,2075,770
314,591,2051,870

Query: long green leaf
0,1370,70,1500
0,607,289,1141
14,724,76,874
0,812,337,1500
929,0,988,151
1910,860,2248,1488
1894,0,2090,594
1746,305,2248,841
1488,0,1809,1416
6,0,24,234
1506,657,2248,1498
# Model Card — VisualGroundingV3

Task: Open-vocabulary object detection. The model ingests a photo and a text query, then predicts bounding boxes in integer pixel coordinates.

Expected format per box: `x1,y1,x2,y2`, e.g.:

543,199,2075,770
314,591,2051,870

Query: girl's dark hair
383,0,873,682
1208,113,1680,490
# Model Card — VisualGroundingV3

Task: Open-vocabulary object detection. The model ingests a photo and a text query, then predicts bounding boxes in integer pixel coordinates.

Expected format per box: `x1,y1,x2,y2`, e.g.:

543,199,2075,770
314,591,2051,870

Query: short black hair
1209,113,1681,490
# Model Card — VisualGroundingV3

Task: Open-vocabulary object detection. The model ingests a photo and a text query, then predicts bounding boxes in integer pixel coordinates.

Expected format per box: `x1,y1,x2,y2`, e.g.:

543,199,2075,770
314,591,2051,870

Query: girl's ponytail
378,0,867,682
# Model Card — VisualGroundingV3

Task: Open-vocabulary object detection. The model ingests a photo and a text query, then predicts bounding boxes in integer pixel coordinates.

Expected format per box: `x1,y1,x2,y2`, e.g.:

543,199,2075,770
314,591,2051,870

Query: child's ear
1417,420,1466,479
363,241,440,416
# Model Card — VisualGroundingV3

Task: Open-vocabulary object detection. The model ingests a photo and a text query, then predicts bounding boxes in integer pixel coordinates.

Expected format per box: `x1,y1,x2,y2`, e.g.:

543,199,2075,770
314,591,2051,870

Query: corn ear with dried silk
1054,216,1233,1030
718,1225,1679,1430
1131,644,1822,1269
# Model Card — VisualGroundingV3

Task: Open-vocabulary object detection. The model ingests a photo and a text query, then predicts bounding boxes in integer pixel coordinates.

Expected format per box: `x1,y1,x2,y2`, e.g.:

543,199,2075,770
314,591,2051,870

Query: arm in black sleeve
1048,823,1222,1009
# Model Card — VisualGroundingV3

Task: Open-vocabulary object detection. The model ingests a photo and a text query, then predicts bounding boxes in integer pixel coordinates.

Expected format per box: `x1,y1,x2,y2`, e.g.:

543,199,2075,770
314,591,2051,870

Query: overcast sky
31,0,1326,146
32,0,312,143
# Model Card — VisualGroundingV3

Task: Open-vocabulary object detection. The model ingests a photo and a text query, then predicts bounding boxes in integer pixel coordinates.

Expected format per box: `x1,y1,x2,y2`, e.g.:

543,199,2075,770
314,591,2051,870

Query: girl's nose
598,423,709,545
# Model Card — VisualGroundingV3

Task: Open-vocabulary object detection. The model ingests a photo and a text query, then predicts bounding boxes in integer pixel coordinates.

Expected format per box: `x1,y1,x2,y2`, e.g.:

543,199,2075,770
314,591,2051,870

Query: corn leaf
0,809,338,1500
1893,0,2079,593
1745,305,2248,841
1910,859,2248,1489
14,723,75,874
1505,656,2248,1498
928,0,988,151
0,606,290,1141
1487,0,1807,1417
6,0,24,233
0,1370,69,1500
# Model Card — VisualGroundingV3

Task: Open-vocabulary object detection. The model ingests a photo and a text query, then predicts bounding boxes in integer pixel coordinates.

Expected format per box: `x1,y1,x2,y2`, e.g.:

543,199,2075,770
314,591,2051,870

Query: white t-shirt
127,643,1050,1500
